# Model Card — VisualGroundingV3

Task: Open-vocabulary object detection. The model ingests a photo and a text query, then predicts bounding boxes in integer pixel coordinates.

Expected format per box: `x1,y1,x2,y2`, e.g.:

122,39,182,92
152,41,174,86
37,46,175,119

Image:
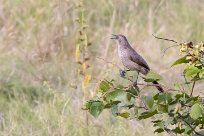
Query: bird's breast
117,46,137,71
118,46,129,64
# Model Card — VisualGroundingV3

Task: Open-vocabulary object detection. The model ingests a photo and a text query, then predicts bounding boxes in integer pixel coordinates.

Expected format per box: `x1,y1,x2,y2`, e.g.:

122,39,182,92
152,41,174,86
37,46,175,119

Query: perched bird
111,34,164,92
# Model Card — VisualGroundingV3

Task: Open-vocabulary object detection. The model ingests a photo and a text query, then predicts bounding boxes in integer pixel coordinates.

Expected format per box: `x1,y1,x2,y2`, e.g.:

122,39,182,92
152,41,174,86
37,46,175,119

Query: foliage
75,0,92,89
84,41,204,135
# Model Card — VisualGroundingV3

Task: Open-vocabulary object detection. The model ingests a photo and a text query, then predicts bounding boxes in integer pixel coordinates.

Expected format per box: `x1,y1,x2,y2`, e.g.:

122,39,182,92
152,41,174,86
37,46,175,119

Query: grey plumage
111,34,164,92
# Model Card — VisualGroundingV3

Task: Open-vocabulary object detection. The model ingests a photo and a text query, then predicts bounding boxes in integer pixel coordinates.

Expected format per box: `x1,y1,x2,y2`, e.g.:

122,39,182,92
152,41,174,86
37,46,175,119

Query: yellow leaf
76,43,80,62
82,74,91,89
82,63,86,72
174,103,180,113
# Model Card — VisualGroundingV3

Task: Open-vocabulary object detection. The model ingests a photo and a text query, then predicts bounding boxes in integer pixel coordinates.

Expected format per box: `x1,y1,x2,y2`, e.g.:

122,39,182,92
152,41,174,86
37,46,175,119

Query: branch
190,81,196,97
121,75,178,92
152,34,178,43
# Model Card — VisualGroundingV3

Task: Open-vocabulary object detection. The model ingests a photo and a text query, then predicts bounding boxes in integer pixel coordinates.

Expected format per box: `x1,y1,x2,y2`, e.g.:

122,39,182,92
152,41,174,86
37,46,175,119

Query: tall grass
0,0,204,135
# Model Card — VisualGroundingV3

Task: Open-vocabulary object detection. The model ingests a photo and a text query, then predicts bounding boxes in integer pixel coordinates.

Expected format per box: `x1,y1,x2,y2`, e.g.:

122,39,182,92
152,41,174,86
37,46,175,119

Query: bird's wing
129,51,150,70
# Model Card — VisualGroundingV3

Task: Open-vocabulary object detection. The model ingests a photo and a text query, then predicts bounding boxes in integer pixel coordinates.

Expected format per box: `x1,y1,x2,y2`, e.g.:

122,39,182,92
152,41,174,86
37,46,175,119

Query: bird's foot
119,69,126,77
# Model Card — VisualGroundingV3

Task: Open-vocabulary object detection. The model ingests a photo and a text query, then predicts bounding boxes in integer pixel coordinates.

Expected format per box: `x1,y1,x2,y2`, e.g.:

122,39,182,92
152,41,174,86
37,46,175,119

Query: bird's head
111,34,128,46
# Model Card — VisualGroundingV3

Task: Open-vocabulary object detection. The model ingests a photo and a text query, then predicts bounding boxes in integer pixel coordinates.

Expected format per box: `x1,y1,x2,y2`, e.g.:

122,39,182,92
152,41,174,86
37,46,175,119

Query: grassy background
0,0,204,135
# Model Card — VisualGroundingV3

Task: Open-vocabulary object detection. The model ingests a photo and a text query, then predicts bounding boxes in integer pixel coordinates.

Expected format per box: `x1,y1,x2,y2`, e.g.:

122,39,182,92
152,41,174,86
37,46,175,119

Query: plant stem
190,81,196,96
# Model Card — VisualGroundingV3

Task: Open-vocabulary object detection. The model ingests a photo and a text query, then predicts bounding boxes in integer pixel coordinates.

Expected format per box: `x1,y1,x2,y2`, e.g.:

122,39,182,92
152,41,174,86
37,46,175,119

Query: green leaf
126,86,139,96
186,96,199,103
153,93,160,100
165,93,173,103
142,95,154,109
175,93,190,100
126,85,139,102
138,110,158,119
97,80,111,93
104,101,121,108
84,101,92,110
171,56,188,67
144,70,163,82
83,96,100,110
184,66,200,77
190,103,204,119
192,69,204,81
172,127,185,134
119,112,130,118
104,89,126,103
154,128,164,133
157,93,173,105
152,120,162,123
153,120,164,129
157,104,168,113
89,101,104,118
126,93,134,101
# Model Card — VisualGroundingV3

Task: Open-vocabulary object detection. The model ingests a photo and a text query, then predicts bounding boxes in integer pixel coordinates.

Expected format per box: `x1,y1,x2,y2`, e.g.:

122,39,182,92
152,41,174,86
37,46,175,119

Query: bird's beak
111,34,118,39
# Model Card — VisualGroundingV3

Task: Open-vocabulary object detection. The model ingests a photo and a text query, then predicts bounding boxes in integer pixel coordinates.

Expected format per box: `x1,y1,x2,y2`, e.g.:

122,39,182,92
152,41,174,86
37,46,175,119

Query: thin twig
96,57,122,69
178,113,202,136
152,34,181,56
135,106,148,110
190,81,196,96
152,34,178,43
164,127,176,136
162,44,180,57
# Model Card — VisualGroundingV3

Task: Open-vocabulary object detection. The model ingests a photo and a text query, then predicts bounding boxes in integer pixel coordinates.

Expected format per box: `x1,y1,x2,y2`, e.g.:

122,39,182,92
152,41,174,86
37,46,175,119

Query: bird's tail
152,81,164,93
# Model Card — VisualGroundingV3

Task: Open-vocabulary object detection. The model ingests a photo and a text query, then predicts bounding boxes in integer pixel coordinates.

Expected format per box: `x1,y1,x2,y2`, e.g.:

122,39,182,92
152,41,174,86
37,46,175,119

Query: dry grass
0,0,204,135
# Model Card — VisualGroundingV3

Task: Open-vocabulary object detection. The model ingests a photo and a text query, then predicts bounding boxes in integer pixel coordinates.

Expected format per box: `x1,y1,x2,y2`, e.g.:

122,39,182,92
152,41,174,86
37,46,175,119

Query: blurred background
0,0,204,135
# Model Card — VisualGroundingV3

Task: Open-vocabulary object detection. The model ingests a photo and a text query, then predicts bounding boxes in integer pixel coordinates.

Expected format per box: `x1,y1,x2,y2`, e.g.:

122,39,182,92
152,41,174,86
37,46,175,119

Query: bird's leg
119,69,130,77
119,69,126,77
133,71,139,85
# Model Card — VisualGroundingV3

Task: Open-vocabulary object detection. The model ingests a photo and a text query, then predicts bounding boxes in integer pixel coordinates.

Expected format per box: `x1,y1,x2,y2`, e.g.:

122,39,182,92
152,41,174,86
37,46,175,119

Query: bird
111,34,164,92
